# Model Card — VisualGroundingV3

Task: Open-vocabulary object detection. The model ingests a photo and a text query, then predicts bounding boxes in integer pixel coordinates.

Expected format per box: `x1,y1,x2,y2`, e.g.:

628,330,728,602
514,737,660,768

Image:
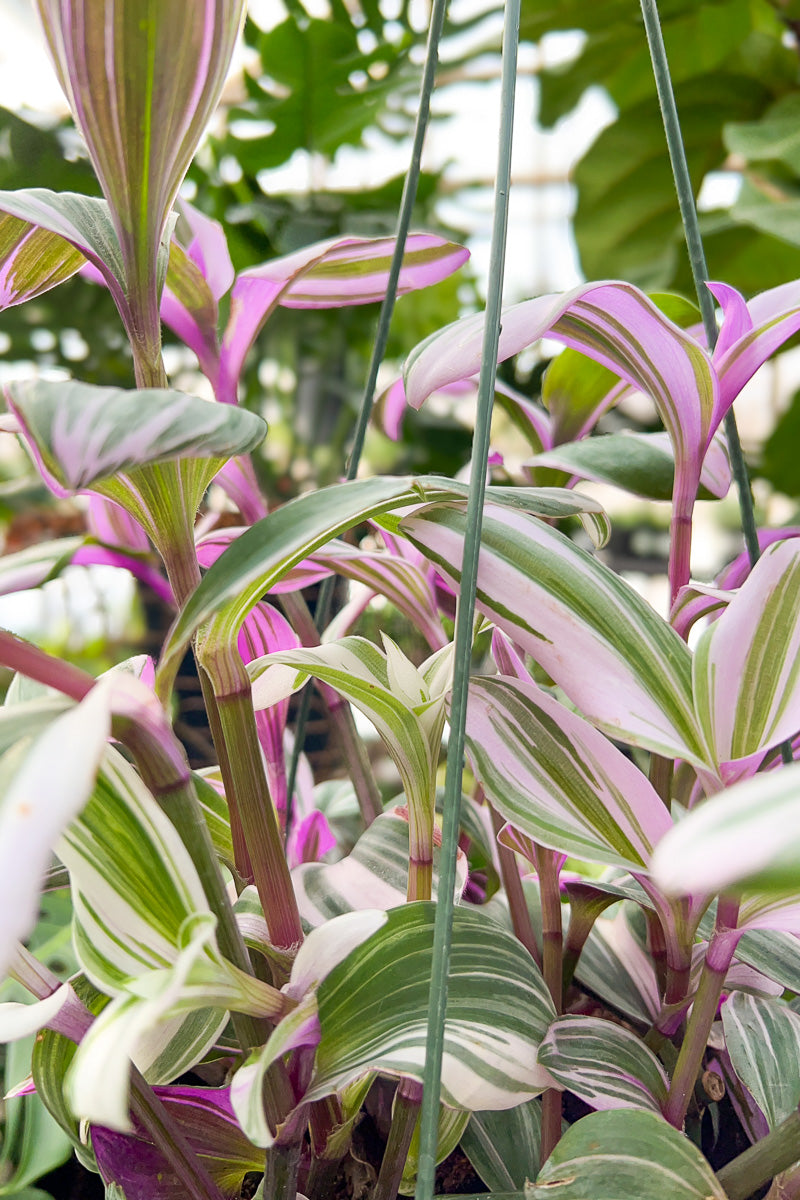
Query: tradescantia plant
5,2,800,1200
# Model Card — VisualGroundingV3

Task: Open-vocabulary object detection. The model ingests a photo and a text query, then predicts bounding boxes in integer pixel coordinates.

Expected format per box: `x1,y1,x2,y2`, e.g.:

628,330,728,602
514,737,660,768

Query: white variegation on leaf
465,675,672,873
722,992,800,1130
693,540,800,770
249,636,453,898
6,378,266,497
538,1016,669,1113
0,683,110,980
402,502,708,764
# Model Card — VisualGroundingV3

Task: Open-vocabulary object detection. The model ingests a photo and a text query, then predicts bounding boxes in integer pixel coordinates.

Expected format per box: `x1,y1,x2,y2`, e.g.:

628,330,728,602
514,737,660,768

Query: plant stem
663,895,740,1129
716,1109,800,1200
263,1141,303,1200
129,1066,226,1200
489,806,541,968
374,1079,424,1200
209,656,304,956
415,2,521,1193
534,846,563,1164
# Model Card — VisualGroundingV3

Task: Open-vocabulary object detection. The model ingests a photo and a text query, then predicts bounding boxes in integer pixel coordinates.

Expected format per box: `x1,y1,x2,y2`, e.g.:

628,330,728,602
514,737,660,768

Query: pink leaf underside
218,233,469,403
404,281,718,466
239,602,300,773
177,199,235,301
379,375,553,448
717,528,800,590
287,809,337,868
714,279,800,412
87,495,150,552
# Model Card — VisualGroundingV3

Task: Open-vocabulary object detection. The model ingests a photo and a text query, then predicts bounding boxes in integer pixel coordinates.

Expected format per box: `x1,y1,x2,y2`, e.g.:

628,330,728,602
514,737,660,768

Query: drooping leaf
575,909,661,1027
6,378,266,497
399,1104,469,1196
538,1016,668,1113
722,992,800,1130
401,502,707,763
307,903,556,1110
0,210,84,309
464,675,673,872
526,1108,728,1198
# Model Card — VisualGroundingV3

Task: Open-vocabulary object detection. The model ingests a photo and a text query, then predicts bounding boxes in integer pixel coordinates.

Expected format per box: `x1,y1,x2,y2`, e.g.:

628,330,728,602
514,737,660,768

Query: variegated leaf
402,502,706,763
0,210,84,308
723,992,800,1130
306,903,556,1110
575,909,661,1027
461,1100,543,1192
693,540,800,767
36,0,245,309
526,1109,728,1198
465,676,672,872
0,684,110,979
400,1103,469,1196
218,235,469,403
650,761,800,897
538,1016,668,1113
291,810,467,927
6,378,266,497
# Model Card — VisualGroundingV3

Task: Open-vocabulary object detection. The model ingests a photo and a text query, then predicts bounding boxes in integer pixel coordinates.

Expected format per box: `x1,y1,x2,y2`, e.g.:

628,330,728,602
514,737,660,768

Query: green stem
640,0,760,573
415,0,521,1193
375,1079,424,1200
210,658,304,957
489,805,541,968
664,895,740,1129
716,1108,800,1200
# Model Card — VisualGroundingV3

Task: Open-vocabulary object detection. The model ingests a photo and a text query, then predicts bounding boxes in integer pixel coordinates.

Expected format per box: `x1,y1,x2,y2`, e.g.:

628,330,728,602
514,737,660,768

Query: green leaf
526,1109,728,1197
0,211,84,309
725,94,800,174
401,502,707,764
400,1105,469,1196
723,992,800,1129
575,908,660,1027
308,903,556,1109
531,432,729,502
461,1101,542,1192
538,1016,668,1113
762,386,800,497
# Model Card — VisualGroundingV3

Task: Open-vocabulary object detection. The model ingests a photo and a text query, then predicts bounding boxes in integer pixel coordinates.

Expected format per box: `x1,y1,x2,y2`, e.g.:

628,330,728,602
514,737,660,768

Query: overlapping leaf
464,675,673,872
538,1016,668,1113
461,1100,543,1192
402,501,706,763
0,210,84,309
723,992,800,1131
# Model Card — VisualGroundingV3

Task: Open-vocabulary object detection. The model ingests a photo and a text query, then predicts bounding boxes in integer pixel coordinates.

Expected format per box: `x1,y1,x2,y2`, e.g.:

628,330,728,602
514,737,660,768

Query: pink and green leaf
0,210,85,308
401,501,707,763
538,1015,669,1113
464,675,672,872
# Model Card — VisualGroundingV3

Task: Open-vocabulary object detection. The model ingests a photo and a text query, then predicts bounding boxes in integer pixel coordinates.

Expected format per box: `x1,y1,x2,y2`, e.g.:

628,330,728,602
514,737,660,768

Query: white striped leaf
291,810,467,928
650,761,800,897
736,929,800,993
575,910,661,1027
526,1109,728,1198
250,637,451,881
6,378,266,497
404,283,719,493
0,536,84,596
538,1016,668,1113
461,1100,543,1192
157,476,610,698
307,903,556,1109
723,992,800,1130
693,540,800,767
465,676,672,873
0,684,110,980
0,210,84,308
401,502,707,764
